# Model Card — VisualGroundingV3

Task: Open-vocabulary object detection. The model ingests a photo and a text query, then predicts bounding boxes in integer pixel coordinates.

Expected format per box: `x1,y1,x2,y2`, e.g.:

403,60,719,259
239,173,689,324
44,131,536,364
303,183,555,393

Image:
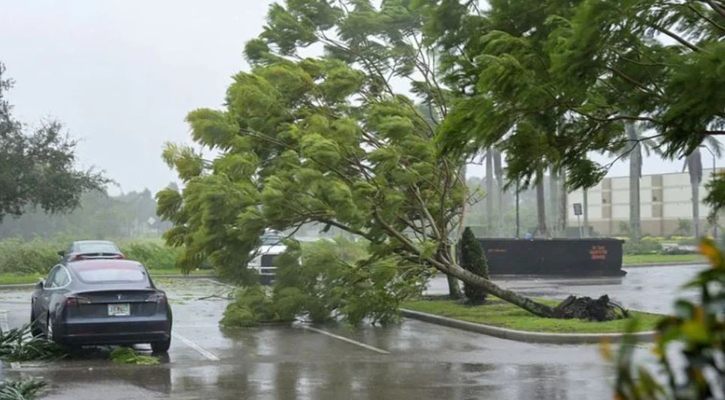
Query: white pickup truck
247,230,287,284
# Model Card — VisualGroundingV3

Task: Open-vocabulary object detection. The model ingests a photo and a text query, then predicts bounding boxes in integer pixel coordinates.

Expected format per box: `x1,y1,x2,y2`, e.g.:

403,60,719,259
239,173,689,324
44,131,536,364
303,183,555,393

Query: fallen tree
156,0,620,321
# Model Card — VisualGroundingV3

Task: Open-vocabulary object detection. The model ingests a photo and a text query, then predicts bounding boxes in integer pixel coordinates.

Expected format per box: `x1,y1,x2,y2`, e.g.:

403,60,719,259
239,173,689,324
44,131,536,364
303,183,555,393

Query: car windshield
261,233,282,246
76,242,119,254
75,267,146,283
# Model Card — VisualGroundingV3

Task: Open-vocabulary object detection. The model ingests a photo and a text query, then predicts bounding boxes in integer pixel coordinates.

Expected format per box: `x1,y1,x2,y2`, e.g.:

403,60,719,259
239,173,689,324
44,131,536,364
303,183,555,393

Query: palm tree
549,167,559,237
683,137,723,238
535,169,549,238
493,150,504,236
614,123,659,242
485,148,494,236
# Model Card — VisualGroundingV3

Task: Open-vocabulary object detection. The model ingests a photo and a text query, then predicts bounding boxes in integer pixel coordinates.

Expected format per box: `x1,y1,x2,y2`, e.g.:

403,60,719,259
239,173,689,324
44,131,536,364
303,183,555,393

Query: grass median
0,269,213,285
403,298,662,334
623,253,705,265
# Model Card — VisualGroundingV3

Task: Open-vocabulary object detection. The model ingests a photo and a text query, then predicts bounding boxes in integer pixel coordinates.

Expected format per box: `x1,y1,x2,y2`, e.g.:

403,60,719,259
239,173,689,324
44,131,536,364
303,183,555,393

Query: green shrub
0,236,190,275
622,240,663,255
460,227,488,304
120,242,184,270
0,238,58,275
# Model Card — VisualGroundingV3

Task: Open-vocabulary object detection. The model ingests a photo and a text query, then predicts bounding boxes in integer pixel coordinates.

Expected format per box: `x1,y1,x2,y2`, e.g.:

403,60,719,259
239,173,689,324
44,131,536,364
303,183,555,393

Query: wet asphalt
0,265,708,400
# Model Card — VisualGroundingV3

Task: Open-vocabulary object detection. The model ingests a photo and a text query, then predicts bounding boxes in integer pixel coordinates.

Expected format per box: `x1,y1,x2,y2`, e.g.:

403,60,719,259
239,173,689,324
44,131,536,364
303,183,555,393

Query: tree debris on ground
0,324,67,362
0,378,47,400
109,347,160,365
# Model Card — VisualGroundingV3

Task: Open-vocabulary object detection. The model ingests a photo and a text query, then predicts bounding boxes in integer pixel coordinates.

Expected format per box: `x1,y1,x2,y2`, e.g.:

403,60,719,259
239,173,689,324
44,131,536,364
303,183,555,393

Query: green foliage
109,347,160,365
220,285,283,327
271,238,426,326
0,324,67,362
0,378,47,400
424,0,725,194
0,62,109,220
157,0,560,319
610,239,725,399
623,240,663,255
156,0,466,285
121,242,186,271
460,227,488,304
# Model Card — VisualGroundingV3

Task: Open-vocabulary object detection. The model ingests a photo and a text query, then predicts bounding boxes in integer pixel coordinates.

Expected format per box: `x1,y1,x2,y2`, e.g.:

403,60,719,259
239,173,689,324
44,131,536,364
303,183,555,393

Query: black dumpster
473,238,626,277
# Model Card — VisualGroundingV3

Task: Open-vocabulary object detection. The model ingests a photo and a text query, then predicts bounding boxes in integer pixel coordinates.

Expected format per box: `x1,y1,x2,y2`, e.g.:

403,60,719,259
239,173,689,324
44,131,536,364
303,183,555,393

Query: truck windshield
261,234,283,246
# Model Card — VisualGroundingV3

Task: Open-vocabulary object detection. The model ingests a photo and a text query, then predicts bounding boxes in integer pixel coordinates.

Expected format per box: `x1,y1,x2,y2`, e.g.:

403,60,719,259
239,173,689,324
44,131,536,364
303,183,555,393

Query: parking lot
0,265,705,400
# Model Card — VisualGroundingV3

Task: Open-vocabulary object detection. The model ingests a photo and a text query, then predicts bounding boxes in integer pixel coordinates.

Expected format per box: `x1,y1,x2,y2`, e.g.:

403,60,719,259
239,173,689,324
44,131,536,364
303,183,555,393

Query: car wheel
30,311,43,338
151,337,171,353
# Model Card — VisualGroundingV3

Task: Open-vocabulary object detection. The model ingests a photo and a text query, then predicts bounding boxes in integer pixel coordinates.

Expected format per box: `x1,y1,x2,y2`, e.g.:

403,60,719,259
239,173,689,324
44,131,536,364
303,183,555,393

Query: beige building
567,169,719,237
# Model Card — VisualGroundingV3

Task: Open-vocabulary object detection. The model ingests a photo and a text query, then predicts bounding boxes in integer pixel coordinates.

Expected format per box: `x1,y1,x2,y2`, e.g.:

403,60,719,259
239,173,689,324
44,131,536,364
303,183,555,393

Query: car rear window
76,242,119,254
76,268,146,283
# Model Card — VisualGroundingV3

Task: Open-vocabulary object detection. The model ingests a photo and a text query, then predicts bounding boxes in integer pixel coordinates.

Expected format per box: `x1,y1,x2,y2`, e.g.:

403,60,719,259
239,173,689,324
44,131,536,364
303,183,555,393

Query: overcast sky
1,0,718,196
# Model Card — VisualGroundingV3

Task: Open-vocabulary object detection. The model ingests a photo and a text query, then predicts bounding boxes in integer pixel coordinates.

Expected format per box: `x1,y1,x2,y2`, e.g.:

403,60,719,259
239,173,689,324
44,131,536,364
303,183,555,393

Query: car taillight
72,254,85,261
146,293,167,304
113,254,125,259
65,296,92,306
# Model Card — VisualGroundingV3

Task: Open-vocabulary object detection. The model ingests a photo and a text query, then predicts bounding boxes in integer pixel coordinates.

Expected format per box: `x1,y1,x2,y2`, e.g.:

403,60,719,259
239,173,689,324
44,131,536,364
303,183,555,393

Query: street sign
573,203,582,216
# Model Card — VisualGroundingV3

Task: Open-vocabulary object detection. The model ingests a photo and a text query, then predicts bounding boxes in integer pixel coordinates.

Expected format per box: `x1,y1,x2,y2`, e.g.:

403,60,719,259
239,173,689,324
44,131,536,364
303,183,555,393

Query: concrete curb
623,261,706,268
401,309,656,345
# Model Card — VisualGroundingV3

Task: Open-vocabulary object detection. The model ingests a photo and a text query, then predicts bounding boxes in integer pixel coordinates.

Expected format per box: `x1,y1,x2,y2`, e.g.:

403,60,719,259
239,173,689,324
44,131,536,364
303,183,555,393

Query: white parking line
0,310,20,369
172,332,220,361
303,326,390,355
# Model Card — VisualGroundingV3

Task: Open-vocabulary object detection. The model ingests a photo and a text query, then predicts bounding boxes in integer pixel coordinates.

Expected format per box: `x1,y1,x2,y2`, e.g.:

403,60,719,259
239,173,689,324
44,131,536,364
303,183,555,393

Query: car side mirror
57,250,65,257
35,280,44,290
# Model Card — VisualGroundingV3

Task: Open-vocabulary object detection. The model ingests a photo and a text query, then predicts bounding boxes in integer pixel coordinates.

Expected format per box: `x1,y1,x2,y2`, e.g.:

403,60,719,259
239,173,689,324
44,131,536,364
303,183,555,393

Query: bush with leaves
623,240,663,255
0,237,195,275
607,238,725,399
460,227,489,304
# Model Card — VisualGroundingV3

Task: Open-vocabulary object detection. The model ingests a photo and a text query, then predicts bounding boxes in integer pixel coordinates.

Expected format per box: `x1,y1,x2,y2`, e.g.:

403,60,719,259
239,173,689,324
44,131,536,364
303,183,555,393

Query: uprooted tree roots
552,295,630,322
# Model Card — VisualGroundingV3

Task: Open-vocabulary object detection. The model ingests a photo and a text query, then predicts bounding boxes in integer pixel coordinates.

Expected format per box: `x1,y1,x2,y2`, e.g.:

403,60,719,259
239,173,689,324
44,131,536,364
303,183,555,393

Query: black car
30,259,172,353
58,240,125,263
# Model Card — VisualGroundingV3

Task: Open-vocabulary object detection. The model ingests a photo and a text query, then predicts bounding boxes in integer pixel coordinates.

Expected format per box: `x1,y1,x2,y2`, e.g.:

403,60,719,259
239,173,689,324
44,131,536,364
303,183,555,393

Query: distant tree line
0,186,175,240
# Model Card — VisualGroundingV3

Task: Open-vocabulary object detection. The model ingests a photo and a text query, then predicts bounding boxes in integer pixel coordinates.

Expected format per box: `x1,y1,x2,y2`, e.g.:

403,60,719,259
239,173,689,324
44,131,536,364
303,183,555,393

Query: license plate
108,303,130,317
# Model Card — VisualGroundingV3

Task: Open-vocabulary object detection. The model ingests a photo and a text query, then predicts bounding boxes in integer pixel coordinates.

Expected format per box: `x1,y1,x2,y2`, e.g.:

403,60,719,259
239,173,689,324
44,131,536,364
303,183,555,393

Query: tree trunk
446,274,463,300
583,189,589,237
494,150,504,237
549,167,559,237
626,123,642,242
441,262,555,317
485,148,494,236
558,170,567,237
536,170,548,238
